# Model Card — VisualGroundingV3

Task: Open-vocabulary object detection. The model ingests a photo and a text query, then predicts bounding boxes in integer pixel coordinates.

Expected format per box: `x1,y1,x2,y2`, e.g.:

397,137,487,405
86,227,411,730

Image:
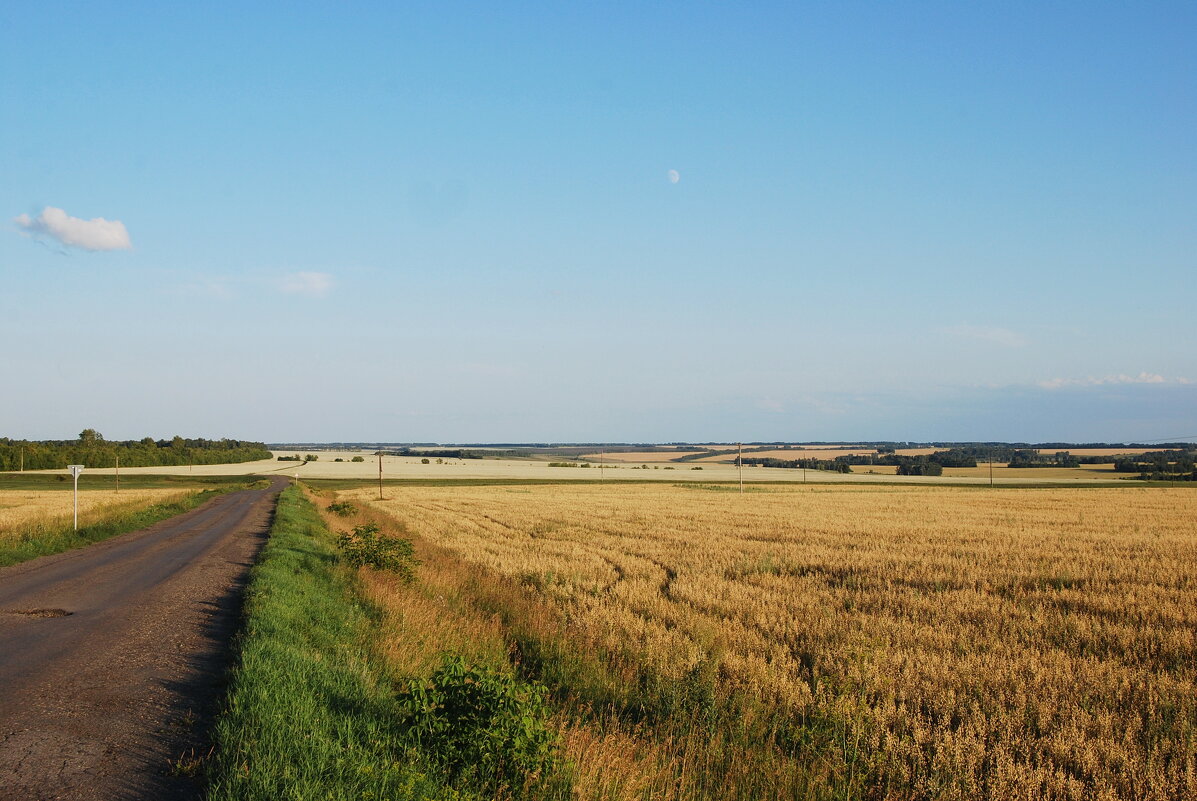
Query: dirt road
0,477,286,800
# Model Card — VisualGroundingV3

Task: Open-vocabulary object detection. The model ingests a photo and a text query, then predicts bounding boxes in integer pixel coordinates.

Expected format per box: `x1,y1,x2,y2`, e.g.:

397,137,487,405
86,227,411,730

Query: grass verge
206,486,570,800
205,485,445,799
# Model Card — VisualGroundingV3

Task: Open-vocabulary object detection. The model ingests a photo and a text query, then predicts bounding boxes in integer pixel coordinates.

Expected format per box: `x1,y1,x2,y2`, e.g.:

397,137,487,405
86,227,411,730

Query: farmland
38,449,1143,486
0,487,196,547
340,482,1197,800
0,474,263,566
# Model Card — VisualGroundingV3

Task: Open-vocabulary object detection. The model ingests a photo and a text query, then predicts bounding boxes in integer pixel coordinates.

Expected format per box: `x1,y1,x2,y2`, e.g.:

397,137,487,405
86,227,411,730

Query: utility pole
19,447,23,472
115,453,120,494
600,449,604,483
378,452,384,500
738,442,743,494
989,447,994,488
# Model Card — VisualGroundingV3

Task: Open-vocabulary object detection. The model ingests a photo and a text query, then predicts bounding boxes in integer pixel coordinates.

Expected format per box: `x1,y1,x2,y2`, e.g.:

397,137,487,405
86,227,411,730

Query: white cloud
944,325,1028,348
280,271,333,297
13,206,132,251
1038,372,1192,390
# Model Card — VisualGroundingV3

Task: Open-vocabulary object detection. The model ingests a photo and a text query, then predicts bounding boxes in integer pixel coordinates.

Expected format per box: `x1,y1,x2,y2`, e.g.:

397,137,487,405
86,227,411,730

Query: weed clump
337,522,419,581
397,655,562,797
326,500,358,517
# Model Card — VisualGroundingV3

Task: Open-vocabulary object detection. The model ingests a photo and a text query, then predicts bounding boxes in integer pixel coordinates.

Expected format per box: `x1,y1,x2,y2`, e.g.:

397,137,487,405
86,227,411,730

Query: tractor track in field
0,477,286,801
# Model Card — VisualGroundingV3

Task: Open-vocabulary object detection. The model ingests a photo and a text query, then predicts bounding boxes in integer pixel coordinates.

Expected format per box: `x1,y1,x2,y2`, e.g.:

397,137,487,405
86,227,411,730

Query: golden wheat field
347,483,1197,801
0,488,195,544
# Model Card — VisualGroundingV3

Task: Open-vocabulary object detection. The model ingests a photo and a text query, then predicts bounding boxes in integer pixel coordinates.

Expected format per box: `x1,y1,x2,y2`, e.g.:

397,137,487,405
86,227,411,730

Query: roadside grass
206,486,568,801
0,484,253,568
205,485,439,799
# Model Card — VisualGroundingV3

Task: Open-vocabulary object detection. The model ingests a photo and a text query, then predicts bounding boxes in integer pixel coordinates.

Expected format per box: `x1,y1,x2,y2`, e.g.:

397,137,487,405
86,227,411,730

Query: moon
667,169,680,184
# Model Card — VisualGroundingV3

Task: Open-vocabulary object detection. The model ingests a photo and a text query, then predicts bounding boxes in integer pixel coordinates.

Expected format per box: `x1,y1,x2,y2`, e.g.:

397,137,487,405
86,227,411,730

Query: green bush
336,523,418,581
351,455,365,462
397,656,562,796
326,501,358,517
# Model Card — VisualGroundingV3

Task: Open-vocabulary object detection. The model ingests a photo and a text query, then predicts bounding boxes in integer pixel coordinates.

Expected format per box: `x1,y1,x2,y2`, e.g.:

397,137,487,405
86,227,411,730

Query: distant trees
896,461,943,476
741,457,852,473
1114,450,1197,480
0,432,272,471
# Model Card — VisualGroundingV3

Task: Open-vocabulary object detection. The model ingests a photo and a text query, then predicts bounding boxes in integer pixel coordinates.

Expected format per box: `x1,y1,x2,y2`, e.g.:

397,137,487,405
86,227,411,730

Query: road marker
67,465,84,530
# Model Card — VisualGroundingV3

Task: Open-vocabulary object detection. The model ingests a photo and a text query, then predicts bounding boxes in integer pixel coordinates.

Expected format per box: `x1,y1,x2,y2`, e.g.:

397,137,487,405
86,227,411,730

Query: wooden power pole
378,452,384,500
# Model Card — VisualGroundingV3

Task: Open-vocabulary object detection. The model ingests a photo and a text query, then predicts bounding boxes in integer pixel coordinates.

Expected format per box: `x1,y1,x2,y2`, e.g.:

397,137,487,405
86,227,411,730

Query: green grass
206,487,572,800
205,487,455,800
0,480,259,567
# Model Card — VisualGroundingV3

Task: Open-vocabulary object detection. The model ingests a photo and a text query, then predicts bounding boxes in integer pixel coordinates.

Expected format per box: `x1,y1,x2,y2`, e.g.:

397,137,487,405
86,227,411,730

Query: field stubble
346,483,1197,801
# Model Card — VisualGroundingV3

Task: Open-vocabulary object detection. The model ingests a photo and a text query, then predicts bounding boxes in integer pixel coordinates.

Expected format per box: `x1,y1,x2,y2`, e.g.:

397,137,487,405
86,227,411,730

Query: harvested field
0,488,196,545
580,451,696,463
690,447,942,463
33,451,1134,485
943,464,1120,479
350,483,1197,801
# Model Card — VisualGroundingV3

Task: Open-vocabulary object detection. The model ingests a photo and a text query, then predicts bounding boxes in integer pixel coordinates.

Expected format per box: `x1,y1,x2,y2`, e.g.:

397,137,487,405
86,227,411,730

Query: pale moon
667,169,680,184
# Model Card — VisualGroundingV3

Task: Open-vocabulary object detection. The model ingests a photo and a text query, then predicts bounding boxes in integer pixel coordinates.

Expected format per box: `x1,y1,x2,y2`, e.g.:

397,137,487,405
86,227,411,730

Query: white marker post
67,465,84,531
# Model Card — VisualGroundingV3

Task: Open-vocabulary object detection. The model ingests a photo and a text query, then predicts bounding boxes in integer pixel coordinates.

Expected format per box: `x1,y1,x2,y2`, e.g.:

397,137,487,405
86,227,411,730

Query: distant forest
0,430,272,471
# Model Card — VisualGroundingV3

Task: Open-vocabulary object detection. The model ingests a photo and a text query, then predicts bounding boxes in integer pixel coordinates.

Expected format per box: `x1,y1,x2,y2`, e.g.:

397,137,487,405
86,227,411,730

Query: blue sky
2,2,1194,443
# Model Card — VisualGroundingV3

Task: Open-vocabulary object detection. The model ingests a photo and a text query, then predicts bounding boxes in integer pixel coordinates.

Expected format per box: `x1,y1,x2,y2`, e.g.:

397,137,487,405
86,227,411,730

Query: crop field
345,483,1197,800
0,487,196,546
26,451,1141,486
580,450,697,463
689,448,944,463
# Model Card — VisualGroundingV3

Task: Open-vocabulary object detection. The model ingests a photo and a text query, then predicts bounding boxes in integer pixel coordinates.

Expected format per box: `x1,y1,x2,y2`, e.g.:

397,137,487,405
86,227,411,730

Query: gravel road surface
0,477,286,800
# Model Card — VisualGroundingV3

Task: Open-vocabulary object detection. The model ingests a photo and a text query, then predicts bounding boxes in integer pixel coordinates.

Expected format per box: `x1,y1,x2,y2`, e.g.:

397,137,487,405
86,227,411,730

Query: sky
2,1,1194,444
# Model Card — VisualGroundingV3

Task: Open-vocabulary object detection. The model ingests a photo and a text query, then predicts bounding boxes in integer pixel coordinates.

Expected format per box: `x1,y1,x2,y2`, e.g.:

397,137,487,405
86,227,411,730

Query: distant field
352,483,1197,800
580,451,694,463
689,447,943,463
0,488,196,546
855,464,1123,479
945,463,1120,479
22,450,1145,486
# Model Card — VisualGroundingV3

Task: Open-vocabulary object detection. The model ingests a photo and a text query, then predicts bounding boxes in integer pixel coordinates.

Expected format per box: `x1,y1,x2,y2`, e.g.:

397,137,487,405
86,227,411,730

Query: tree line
1113,450,1197,480
0,430,272,471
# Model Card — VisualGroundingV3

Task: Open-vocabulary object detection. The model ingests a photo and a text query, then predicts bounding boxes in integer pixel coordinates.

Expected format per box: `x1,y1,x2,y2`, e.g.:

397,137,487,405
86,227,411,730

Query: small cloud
667,169,680,184
944,325,1028,348
13,206,132,251
1038,372,1190,390
280,271,333,297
